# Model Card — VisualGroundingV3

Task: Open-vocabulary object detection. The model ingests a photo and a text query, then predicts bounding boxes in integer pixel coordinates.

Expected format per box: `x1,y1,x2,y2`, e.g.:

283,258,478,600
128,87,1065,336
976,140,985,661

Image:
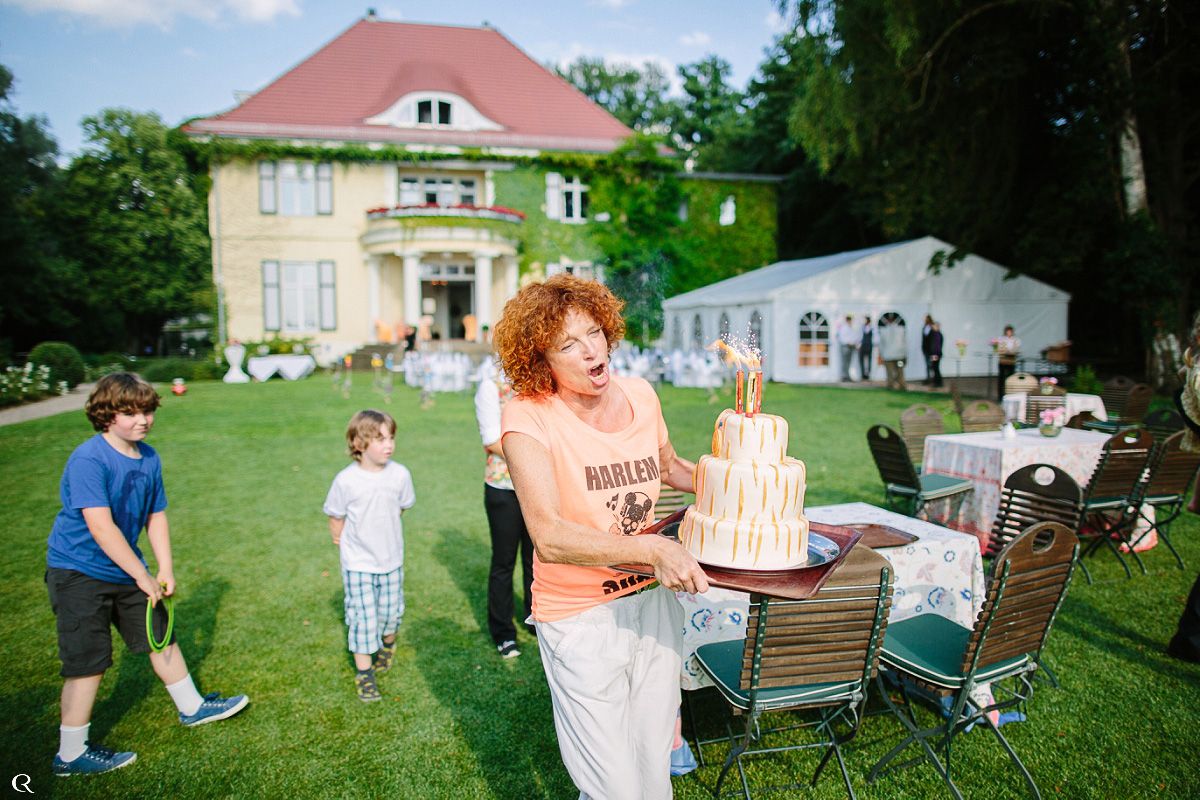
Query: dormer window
365,90,502,131
417,99,453,127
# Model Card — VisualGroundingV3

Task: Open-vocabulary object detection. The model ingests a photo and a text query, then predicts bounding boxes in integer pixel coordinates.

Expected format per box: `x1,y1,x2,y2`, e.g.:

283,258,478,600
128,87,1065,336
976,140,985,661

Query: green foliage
671,178,778,296
0,363,62,406
135,356,223,383
27,341,85,389
553,57,677,133
1070,364,1103,395
58,108,212,352
240,336,314,357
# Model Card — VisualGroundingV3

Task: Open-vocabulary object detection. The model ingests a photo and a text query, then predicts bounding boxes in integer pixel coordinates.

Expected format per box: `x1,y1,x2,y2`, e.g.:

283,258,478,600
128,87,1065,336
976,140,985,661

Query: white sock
58,723,89,762
165,674,204,716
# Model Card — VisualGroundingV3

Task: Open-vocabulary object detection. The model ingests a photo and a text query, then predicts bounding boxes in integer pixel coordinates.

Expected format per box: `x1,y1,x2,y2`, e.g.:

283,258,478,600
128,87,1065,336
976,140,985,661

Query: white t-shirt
323,461,416,573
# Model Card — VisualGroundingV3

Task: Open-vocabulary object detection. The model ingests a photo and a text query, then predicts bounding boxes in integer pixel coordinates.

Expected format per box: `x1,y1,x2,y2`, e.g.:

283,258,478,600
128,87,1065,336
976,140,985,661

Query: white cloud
678,31,711,48
554,42,681,94
1,0,300,29
589,0,633,8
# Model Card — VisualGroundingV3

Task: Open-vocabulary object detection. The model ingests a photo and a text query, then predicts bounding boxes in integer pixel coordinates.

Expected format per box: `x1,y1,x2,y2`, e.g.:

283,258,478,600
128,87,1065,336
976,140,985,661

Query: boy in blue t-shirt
45,373,249,776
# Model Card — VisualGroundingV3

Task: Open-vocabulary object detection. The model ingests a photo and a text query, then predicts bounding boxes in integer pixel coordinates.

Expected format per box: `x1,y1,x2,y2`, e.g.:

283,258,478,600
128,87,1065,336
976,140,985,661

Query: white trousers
536,585,684,800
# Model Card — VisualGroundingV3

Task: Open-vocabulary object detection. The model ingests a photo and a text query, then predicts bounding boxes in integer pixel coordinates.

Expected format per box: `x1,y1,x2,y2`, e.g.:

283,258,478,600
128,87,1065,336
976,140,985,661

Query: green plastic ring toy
146,593,175,653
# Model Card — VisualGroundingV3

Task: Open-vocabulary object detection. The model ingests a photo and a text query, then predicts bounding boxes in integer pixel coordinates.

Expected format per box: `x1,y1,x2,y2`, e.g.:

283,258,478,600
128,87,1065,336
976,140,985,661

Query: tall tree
555,57,677,133
0,64,84,354
673,56,744,158
59,109,211,352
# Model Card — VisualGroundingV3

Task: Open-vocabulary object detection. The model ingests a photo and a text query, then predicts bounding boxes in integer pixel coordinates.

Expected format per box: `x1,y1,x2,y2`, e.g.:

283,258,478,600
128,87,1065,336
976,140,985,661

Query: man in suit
859,316,874,382
920,314,934,385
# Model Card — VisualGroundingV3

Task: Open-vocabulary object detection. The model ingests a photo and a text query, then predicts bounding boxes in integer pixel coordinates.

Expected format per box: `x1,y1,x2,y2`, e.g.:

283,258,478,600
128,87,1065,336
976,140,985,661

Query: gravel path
0,384,94,427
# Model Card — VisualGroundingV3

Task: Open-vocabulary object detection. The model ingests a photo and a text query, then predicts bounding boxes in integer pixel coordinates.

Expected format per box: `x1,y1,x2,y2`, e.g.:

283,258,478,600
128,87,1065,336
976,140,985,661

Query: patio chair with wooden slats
868,521,1078,800
1004,372,1038,395
1024,394,1066,426
983,464,1083,559
1142,408,1184,441
1098,375,1136,420
867,425,973,518
1085,383,1154,434
1131,430,1200,570
960,399,1005,433
900,404,945,470
1076,427,1156,583
655,482,693,522
1066,411,1097,429
695,546,893,800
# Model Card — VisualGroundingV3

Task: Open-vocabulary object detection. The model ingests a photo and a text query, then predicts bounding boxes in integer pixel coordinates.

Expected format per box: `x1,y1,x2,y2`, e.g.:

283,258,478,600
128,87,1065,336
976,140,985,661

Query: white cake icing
680,409,810,570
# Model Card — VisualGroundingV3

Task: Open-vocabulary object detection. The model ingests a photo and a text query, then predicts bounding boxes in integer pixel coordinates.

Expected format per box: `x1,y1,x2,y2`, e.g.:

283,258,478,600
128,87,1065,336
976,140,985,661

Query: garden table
1002,392,1107,424
921,427,1109,546
675,502,985,690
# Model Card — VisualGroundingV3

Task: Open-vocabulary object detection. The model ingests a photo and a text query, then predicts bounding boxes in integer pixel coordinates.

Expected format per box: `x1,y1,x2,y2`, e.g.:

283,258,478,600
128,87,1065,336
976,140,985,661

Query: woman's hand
651,537,710,595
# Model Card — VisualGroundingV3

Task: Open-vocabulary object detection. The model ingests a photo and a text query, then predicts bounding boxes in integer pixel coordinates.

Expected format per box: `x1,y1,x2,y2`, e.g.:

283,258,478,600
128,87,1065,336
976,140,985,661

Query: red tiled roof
184,18,633,153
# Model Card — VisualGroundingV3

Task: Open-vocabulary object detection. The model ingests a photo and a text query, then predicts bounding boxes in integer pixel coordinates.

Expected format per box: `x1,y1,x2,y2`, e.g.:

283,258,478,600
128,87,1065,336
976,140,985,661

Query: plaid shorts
343,567,404,655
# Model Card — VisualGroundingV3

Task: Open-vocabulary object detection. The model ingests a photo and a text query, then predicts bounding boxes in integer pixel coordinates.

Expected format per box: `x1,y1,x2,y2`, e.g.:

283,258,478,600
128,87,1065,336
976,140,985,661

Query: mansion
183,13,777,363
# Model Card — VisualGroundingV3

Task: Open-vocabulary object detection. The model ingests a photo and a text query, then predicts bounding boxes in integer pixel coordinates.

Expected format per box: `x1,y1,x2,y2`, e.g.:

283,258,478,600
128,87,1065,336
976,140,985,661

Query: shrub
1071,364,1103,395
241,336,313,357
0,363,61,407
28,341,86,389
137,357,224,383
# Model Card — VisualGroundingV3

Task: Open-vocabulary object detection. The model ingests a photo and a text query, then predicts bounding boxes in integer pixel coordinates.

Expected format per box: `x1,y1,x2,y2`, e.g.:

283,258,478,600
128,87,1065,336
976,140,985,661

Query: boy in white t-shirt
323,410,416,702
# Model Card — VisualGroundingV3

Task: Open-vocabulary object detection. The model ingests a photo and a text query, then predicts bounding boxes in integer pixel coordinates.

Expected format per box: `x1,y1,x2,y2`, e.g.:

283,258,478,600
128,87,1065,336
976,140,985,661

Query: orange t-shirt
502,376,668,622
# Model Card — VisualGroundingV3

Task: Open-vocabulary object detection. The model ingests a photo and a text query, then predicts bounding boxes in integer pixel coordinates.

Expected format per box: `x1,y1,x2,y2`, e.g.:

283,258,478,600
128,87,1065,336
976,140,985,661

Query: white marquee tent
661,236,1070,384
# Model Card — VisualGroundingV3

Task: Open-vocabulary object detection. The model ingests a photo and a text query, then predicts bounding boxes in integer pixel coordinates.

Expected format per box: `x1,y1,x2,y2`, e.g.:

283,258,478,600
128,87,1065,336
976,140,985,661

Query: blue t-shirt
47,434,168,584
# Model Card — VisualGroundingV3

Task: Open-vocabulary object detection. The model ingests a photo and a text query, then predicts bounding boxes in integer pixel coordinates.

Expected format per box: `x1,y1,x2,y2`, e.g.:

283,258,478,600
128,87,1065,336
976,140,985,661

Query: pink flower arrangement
1039,407,1067,426
1039,376,1058,385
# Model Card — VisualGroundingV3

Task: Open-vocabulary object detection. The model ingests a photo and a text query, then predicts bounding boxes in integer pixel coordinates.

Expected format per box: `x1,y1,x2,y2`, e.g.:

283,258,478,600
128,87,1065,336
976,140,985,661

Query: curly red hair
493,274,626,397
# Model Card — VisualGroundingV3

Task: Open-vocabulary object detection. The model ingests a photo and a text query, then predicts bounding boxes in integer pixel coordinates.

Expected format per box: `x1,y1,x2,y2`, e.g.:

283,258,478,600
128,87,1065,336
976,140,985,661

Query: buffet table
920,427,1109,545
246,354,316,381
1002,392,1107,424
676,502,986,690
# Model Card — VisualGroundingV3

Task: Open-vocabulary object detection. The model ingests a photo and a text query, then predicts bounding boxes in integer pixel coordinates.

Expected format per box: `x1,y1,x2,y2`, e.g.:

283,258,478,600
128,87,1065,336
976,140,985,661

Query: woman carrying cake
495,274,707,799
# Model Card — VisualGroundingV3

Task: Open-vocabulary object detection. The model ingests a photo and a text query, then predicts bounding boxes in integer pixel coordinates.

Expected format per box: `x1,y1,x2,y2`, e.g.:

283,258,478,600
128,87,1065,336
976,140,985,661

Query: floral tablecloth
676,502,986,690
1002,392,1107,424
921,427,1109,546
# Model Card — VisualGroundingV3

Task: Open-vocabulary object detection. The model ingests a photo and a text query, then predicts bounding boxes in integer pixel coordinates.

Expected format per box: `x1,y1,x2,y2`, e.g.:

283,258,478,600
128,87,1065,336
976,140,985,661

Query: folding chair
867,425,973,518
983,464,1082,559
1077,428,1155,583
1024,394,1066,426
900,404,945,470
868,521,1078,800
1142,408,1184,441
1087,382,1152,434
960,400,1004,433
1065,411,1096,429
1004,372,1038,395
1132,430,1200,570
695,546,893,800
1098,375,1135,418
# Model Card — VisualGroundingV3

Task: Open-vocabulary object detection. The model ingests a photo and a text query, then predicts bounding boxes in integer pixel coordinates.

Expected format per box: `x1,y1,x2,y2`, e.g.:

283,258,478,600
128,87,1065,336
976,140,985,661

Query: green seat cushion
918,473,974,500
695,639,859,711
1143,493,1183,506
880,615,1030,689
1084,496,1126,511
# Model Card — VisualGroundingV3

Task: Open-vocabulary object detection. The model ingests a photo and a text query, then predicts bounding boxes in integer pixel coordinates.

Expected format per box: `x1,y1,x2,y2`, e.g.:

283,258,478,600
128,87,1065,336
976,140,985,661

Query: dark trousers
859,346,873,381
485,484,534,644
998,360,1015,401
1169,572,1200,662
930,356,943,387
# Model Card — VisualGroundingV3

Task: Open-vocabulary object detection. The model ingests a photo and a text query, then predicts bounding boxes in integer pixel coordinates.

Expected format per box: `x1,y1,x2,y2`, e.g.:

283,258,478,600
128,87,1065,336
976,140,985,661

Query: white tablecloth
1002,392,1107,423
676,503,986,690
246,354,316,381
921,427,1109,544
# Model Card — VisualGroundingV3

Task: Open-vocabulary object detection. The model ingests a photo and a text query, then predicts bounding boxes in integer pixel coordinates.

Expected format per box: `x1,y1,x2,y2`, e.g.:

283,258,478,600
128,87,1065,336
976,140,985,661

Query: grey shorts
46,568,173,677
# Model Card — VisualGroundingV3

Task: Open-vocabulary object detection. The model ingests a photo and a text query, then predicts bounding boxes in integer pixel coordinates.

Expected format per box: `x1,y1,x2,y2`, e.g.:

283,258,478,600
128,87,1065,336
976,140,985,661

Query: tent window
719,313,730,340
879,312,906,328
692,314,704,349
671,316,683,351
750,310,763,354
798,311,830,367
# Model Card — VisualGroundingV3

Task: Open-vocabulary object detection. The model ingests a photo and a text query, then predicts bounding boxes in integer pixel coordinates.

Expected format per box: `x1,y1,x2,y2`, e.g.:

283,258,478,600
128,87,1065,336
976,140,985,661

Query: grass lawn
0,376,1197,798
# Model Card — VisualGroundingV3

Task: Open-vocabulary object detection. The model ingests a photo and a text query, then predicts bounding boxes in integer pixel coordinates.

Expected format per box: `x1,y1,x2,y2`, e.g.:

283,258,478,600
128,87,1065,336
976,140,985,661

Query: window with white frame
545,172,589,222
262,260,336,333
258,161,332,216
416,98,453,127
398,173,479,206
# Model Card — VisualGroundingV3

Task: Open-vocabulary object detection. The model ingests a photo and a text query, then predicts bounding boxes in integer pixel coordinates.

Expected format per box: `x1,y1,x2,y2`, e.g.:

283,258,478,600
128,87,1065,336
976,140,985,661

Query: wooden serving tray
618,509,863,600
841,523,919,549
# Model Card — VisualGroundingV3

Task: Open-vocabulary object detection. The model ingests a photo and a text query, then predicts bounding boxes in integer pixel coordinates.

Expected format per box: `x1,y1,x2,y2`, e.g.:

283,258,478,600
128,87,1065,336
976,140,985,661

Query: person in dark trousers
859,316,874,382
928,321,944,388
920,314,935,385
1168,314,1200,663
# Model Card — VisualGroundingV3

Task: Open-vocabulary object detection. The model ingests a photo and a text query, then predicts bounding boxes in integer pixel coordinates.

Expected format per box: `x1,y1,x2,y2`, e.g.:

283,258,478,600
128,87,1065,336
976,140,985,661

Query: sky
1,0,791,158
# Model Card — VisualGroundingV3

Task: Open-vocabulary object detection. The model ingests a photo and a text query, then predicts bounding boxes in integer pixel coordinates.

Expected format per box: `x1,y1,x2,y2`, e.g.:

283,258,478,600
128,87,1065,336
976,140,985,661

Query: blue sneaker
179,692,249,727
53,742,136,776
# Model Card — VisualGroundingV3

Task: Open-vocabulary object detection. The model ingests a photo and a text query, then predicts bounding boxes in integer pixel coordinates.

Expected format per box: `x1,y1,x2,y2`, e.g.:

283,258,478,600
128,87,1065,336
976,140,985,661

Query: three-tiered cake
679,409,810,570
